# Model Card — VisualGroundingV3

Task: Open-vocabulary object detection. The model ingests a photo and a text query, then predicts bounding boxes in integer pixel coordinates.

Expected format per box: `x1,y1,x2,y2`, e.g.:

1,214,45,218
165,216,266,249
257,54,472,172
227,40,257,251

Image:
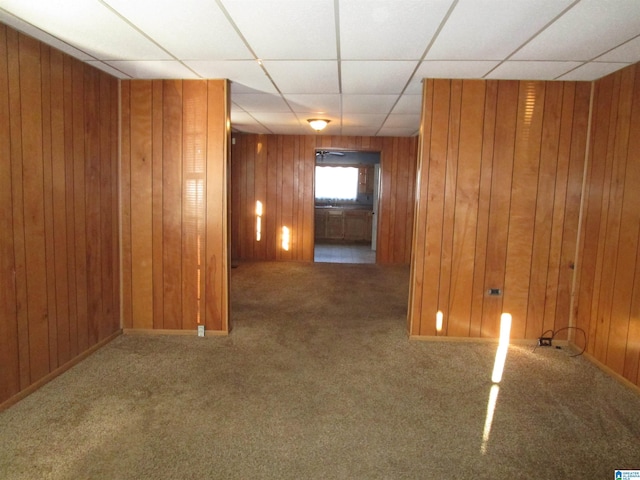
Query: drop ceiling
1,0,639,137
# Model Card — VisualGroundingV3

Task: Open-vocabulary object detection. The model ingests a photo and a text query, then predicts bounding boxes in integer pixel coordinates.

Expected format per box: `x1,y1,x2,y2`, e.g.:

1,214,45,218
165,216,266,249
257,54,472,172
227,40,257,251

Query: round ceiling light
307,119,330,131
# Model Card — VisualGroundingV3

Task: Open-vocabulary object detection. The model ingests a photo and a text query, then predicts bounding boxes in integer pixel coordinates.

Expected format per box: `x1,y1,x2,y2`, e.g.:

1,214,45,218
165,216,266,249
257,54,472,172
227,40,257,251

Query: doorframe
312,148,381,264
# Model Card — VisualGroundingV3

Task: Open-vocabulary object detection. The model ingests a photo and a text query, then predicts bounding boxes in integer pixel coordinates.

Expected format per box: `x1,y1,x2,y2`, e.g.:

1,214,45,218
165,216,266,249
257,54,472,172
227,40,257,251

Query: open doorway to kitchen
313,149,381,264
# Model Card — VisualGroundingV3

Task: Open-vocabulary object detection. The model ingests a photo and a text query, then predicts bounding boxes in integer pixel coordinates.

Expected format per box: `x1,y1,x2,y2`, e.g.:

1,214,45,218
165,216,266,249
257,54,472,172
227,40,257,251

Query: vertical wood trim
204,79,229,332
129,81,154,329
120,81,133,329
181,80,207,331
161,80,183,330
0,24,21,401
448,80,485,337
151,80,164,329
409,79,433,335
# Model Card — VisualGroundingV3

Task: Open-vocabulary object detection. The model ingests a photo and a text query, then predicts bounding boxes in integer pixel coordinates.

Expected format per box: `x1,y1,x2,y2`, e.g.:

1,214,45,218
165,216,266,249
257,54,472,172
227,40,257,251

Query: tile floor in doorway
314,243,376,264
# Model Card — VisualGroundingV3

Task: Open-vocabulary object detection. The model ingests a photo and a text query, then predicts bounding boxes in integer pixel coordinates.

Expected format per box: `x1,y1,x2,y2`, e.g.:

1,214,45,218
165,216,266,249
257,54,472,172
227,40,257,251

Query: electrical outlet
197,325,205,337
538,337,552,347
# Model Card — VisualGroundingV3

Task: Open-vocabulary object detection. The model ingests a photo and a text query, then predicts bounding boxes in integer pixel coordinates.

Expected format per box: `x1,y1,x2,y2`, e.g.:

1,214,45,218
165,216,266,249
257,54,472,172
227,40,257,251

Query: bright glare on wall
315,166,358,200
436,310,443,332
281,226,290,251
256,201,263,242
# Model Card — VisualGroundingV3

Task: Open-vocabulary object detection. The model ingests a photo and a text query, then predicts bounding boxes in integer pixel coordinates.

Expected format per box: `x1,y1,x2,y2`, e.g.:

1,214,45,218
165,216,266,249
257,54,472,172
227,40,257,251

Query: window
315,166,358,201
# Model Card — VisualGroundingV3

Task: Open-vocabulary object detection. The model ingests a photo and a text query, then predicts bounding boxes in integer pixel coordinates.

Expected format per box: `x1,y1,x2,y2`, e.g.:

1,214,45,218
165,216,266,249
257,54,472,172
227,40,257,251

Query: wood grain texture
231,134,418,264
0,25,119,405
129,81,154,330
0,24,21,401
574,63,640,388
120,79,230,333
409,78,590,341
204,80,230,332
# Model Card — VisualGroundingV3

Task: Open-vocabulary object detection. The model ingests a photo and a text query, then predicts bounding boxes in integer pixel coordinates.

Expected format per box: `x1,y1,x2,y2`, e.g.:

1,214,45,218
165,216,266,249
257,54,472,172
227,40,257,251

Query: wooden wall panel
231,134,418,264
0,26,120,407
448,80,485,337
409,78,590,341
120,79,230,333
574,63,640,388
161,80,183,329
0,24,20,401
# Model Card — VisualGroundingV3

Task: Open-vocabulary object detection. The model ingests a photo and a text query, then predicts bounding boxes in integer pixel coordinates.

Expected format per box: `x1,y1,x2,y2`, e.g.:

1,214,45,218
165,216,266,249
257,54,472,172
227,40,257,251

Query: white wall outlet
197,325,205,337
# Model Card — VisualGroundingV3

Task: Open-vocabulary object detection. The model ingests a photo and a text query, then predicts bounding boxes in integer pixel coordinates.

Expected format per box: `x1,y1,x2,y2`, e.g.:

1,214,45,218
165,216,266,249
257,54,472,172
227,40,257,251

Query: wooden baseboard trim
123,328,229,337
0,329,123,413
578,347,640,396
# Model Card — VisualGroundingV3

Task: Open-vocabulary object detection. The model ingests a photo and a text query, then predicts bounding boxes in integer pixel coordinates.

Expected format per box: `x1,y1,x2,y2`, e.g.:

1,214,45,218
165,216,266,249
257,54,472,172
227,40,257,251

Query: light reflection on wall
436,310,443,333
185,177,205,326
481,313,512,454
256,201,263,242
281,226,290,251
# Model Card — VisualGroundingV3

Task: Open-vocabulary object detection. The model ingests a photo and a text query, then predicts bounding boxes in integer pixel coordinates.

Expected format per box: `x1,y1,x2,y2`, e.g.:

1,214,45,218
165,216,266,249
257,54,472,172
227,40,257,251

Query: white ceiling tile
596,36,640,63
512,0,640,61
231,124,271,134
557,62,631,81
86,61,131,79
415,60,500,80
0,10,95,61
262,61,339,94
377,127,419,137
343,114,386,128
186,60,277,93
341,61,417,94
404,79,426,95
233,93,291,113
103,0,253,60
105,61,199,79
340,126,381,136
383,114,421,129
340,0,454,60
0,0,172,60
285,94,342,114
427,0,575,60
485,61,582,80
250,112,300,126
392,95,423,114
342,95,398,114
230,110,252,122
269,125,309,135
221,0,336,59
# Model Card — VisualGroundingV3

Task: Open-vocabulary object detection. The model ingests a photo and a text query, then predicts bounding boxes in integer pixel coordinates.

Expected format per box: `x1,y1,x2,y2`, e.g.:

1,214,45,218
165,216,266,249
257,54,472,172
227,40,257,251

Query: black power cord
534,326,587,357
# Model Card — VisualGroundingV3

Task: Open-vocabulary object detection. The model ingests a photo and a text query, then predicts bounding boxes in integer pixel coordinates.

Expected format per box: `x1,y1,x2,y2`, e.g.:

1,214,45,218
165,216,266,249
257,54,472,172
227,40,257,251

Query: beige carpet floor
0,261,639,479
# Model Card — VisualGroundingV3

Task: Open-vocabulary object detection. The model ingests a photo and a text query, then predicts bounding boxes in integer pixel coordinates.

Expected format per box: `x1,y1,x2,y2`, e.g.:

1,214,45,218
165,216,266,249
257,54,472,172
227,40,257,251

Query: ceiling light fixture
307,119,330,132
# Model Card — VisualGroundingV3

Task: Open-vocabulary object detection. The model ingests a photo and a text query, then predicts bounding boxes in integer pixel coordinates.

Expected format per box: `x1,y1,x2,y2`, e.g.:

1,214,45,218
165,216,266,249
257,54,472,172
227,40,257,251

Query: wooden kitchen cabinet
344,210,370,241
315,207,372,242
315,209,327,238
325,210,344,239
358,166,375,195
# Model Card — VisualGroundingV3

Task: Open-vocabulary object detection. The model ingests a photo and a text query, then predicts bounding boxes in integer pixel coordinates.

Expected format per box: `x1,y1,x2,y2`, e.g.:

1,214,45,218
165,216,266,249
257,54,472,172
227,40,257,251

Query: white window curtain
315,166,358,200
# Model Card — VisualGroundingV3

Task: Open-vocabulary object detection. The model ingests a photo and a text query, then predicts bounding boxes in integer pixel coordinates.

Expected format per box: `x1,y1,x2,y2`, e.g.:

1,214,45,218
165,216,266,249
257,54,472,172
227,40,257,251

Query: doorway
313,149,381,264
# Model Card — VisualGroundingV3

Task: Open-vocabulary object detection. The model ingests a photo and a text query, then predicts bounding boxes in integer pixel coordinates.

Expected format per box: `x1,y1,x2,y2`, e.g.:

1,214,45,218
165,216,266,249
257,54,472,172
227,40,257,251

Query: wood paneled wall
120,79,230,333
231,134,418,264
409,79,591,339
0,25,120,405
574,63,640,388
